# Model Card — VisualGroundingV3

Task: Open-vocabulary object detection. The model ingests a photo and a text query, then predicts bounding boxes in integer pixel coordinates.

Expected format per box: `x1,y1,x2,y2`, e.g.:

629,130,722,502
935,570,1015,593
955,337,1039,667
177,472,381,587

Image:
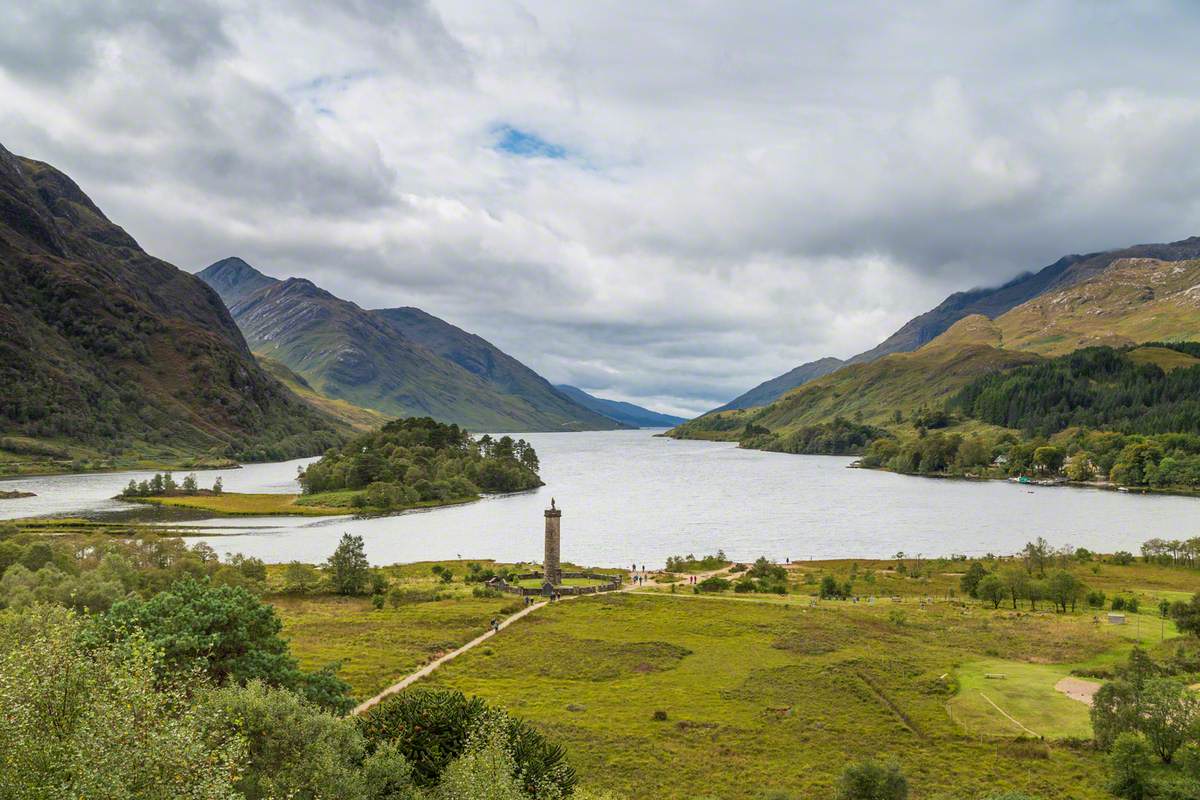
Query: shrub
835,759,907,800
356,688,575,796
472,585,503,599
1087,590,1107,609
697,576,730,593
1112,597,1127,612
1113,551,1136,566
0,605,243,798
388,587,444,607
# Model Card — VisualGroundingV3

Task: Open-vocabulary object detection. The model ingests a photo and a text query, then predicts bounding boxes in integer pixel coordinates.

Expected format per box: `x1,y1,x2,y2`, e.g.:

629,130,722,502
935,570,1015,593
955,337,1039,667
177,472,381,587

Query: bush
388,587,444,607
1087,590,1107,609
1113,551,1136,566
356,688,575,796
0,606,243,798
472,585,503,599
696,576,730,593
835,759,907,800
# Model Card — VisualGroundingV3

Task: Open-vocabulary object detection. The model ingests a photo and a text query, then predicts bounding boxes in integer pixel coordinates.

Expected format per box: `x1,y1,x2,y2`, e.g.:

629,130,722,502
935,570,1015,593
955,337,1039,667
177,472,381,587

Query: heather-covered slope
0,145,345,469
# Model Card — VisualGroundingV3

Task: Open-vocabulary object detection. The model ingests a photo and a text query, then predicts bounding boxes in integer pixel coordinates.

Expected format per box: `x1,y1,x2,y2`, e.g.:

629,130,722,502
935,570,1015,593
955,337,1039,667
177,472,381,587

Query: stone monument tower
544,498,562,585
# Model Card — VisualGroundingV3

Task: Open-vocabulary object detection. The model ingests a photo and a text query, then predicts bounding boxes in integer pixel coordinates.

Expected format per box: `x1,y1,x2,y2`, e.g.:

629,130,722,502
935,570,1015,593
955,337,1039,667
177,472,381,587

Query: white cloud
2,1,1200,415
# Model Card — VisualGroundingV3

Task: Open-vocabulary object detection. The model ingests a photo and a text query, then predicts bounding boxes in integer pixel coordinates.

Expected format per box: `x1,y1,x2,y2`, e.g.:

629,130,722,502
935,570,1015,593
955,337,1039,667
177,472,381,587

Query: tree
1033,446,1065,475
100,577,352,713
1107,733,1154,800
1000,566,1029,610
328,533,370,596
357,688,576,797
1023,537,1051,575
213,476,224,495
835,759,908,800
0,605,244,799
283,561,323,595
1171,592,1200,637
1140,678,1199,763
1046,570,1085,613
977,574,1007,609
202,680,417,800
182,473,198,492
1092,680,1141,750
960,562,988,598
432,718,527,800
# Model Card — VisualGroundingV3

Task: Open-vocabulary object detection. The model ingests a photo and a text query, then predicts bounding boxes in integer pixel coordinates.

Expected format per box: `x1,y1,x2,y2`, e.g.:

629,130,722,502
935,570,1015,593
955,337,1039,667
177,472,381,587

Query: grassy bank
127,491,481,517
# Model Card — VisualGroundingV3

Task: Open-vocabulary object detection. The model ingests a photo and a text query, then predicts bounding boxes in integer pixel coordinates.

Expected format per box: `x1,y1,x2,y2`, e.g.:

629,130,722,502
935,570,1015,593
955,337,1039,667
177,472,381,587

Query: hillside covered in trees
951,344,1200,437
299,417,543,509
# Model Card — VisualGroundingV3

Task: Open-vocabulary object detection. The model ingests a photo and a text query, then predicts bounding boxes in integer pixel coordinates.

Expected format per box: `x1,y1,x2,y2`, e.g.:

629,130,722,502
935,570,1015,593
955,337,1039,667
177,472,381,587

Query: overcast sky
3,2,1200,416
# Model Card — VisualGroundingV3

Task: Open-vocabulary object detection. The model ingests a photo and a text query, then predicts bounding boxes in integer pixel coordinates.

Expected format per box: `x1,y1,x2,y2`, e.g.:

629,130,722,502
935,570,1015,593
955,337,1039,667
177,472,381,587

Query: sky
3,2,1200,417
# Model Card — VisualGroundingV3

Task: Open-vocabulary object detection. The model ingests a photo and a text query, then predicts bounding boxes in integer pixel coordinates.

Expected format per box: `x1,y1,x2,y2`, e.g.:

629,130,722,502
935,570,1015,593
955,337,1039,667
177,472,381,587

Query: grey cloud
3,2,1200,414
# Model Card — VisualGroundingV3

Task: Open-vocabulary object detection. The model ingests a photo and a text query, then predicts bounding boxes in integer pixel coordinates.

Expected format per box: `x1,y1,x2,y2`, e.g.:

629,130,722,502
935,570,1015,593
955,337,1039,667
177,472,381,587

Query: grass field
950,659,1093,739
275,593,520,700
134,492,352,516
131,491,480,517
417,592,1123,799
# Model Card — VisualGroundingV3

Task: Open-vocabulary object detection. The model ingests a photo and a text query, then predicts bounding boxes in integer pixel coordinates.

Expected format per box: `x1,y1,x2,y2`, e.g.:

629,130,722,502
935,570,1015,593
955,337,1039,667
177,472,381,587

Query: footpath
351,565,732,715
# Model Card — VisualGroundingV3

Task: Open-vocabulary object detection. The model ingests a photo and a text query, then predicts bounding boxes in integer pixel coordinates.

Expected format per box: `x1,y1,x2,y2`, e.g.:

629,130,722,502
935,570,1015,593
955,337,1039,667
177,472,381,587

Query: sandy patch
1055,677,1101,706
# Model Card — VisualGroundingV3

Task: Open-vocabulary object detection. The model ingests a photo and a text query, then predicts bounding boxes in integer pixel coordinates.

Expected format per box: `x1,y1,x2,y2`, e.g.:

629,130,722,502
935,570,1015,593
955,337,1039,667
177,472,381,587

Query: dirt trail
351,564,736,716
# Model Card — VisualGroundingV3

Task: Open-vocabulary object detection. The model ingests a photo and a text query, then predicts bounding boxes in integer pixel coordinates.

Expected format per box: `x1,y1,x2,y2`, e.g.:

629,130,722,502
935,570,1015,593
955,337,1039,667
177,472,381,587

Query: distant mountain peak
197,256,279,307
554,385,685,428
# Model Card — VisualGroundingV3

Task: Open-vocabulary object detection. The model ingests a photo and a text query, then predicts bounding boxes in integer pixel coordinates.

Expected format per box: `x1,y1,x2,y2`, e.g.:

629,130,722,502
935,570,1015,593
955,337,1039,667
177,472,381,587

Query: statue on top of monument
551,497,556,510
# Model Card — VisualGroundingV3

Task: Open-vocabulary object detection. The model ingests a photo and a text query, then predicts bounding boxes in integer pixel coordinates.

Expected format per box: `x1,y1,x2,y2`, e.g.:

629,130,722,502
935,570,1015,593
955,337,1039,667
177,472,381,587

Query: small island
0,489,35,500
119,417,544,516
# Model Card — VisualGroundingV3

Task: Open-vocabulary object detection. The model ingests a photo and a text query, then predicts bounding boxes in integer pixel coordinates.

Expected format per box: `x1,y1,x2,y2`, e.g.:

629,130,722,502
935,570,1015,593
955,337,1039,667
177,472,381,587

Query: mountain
553,385,686,428
978,256,1200,355
715,357,844,412
195,256,277,307
717,237,1200,412
672,315,1041,440
198,260,623,432
675,254,1200,445
0,145,346,468
372,307,628,430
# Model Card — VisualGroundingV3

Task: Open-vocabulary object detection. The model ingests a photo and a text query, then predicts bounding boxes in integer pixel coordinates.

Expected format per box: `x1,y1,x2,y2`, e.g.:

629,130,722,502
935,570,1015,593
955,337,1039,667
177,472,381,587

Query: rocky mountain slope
719,237,1200,411
0,145,345,468
198,260,622,432
554,385,685,428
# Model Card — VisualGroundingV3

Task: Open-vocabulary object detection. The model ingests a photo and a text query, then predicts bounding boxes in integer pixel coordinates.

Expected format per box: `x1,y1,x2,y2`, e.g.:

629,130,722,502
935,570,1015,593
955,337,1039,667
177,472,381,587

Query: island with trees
115,417,545,516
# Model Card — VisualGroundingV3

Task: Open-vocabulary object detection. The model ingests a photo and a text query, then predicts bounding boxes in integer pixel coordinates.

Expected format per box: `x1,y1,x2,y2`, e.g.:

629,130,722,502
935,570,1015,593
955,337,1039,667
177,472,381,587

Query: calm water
3,430,1195,567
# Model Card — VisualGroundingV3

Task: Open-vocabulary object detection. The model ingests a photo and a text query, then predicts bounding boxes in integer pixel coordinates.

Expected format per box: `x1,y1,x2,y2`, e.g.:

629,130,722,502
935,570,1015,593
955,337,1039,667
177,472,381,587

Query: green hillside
671,316,1039,444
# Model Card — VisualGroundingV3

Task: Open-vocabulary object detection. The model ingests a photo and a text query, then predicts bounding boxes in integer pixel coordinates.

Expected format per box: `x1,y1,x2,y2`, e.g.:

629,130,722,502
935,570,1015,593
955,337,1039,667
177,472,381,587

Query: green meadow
271,556,1200,799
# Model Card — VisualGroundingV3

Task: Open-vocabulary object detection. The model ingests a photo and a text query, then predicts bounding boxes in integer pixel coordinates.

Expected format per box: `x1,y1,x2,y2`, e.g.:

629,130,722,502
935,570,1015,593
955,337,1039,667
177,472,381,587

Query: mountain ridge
198,259,623,432
716,236,1200,412
554,385,686,428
